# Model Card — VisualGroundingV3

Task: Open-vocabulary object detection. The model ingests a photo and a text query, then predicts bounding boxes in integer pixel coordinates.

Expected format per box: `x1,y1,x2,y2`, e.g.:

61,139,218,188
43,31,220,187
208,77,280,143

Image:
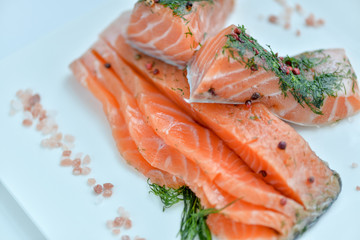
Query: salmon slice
70,59,183,188
207,214,279,240
99,13,341,232
80,48,294,235
127,0,234,68
187,25,360,126
91,38,306,225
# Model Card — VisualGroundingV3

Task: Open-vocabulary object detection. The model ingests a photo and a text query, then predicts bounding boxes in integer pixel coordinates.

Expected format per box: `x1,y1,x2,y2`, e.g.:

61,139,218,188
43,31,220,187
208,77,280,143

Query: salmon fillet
187,25,360,126
80,47,295,234
99,13,341,234
71,57,283,240
127,0,234,68
70,59,183,188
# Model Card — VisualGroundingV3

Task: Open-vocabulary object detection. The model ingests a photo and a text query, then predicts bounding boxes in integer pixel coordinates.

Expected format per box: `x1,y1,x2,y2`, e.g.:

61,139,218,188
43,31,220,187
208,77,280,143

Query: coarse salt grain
106,220,114,229
356,186,360,191
62,150,72,157
103,189,113,198
75,152,83,159
134,237,146,240
83,154,91,165
121,235,130,240
60,158,73,166
114,217,125,227
54,132,63,141
352,163,358,169
81,167,91,176
112,229,120,235
22,119,33,127
87,178,96,186
72,158,81,167
268,15,278,24
29,94,40,106
72,167,82,175
103,183,114,190
124,219,132,229
64,134,75,143
94,184,103,194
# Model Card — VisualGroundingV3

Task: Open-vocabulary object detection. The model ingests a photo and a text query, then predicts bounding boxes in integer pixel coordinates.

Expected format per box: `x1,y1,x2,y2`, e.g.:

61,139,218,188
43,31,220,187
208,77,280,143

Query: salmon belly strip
71,57,282,240
127,0,234,68
207,214,279,240
70,59,183,188
100,13,341,224
80,48,296,235
187,25,360,126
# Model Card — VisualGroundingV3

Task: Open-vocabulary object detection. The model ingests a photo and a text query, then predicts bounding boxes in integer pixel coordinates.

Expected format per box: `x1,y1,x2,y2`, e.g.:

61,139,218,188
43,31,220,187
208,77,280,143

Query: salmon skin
127,0,234,68
99,12,341,238
70,59,183,189
187,25,360,126
79,47,296,235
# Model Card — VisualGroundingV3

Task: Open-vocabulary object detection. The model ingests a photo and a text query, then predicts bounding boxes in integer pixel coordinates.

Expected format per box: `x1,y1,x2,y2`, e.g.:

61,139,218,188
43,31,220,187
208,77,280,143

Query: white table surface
0,1,106,239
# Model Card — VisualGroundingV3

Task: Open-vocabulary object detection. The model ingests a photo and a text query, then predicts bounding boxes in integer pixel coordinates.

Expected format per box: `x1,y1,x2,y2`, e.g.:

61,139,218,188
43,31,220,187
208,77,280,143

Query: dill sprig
148,180,186,211
140,0,213,21
223,25,351,114
148,182,235,240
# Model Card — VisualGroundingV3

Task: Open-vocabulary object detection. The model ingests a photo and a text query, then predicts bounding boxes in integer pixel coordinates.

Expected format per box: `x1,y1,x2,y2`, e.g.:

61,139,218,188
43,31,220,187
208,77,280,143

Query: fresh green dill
148,182,235,240
148,180,186,211
140,0,213,21
223,25,351,114
185,27,193,37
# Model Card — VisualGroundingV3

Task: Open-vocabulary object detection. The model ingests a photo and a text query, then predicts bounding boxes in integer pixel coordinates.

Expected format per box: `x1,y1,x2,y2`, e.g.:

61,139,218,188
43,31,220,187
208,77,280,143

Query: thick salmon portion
70,60,183,188
127,0,234,68
207,214,279,240
187,25,360,126
91,38,309,230
99,13,341,233
80,48,295,235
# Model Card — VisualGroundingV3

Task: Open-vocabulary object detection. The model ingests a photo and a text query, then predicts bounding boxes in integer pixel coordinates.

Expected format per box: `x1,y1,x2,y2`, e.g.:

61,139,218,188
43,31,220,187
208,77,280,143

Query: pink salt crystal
117,207,125,216
94,184,103,194
55,132,63,141
39,110,47,121
41,139,50,148
103,183,114,190
64,134,75,143
112,229,120,235
42,126,52,135
16,90,24,98
62,150,72,157
22,119,33,127
75,152,83,159
29,94,40,106
23,111,33,120
81,167,91,176
106,220,114,229
72,167,82,176
305,13,315,26
121,235,130,240
114,217,125,227
87,178,96,186
50,124,59,135
72,158,81,167
124,219,132,229
60,158,73,166
31,104,42,118
103,189,113,198
11,99,22,111
134,237,146,240
356,186,360,191
82,155,91,165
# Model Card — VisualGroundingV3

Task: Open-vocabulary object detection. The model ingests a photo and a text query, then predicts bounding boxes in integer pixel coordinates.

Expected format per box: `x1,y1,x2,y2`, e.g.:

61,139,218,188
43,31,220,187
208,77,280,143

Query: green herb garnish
148,182,235,240
222,25,353,114
140,0,214,21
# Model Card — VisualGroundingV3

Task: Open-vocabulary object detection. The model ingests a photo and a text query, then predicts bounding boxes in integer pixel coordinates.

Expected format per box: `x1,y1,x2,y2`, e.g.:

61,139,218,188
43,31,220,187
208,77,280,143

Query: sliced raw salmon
91,39,307,226
80,47,295,234
70,59,183,188
187,25,360,126
127,0,234,68
207,214,279,240
99,13,341,233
